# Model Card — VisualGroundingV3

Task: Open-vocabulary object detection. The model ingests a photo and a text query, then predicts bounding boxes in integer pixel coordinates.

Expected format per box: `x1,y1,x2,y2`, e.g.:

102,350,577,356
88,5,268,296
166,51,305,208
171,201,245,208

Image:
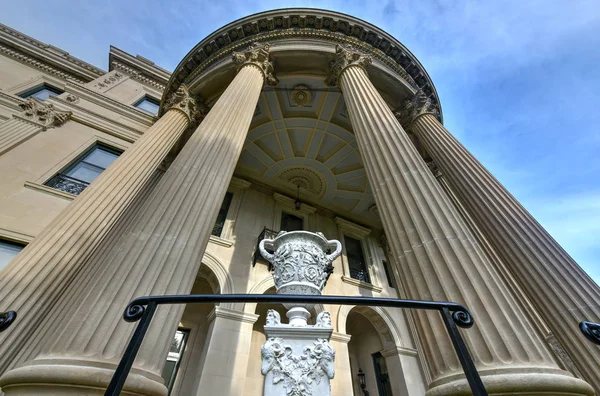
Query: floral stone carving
261,337,335,396
18,97,71,129
259,231,341,300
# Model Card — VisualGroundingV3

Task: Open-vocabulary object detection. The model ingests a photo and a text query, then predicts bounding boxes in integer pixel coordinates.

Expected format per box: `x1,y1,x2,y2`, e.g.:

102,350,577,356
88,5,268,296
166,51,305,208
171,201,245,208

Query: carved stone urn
259,231,341,325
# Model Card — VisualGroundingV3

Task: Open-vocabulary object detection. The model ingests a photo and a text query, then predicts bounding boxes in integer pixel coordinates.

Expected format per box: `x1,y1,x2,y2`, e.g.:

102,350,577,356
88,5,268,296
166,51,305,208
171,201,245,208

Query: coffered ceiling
235,75,381,228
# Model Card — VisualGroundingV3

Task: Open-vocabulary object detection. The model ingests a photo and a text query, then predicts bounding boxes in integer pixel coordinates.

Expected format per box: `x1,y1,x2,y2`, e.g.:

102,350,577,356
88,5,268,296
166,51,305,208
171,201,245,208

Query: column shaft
332,45,591,395
431,167,582,376
411,111,600,390
0,43,275,395
0,106,190,374
0,118,42,156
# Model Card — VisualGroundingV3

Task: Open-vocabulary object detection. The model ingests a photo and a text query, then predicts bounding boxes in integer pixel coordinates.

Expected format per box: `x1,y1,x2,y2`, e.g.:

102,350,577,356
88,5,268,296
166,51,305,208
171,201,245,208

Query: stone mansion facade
0,8,598,396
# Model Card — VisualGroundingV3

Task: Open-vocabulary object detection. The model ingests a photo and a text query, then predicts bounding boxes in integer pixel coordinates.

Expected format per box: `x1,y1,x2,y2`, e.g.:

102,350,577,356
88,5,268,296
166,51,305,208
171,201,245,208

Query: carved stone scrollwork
395,89,439,131
325,44,372,87
232,42,278,86
18,97,71,129
163,84,208,125
261,337,335,396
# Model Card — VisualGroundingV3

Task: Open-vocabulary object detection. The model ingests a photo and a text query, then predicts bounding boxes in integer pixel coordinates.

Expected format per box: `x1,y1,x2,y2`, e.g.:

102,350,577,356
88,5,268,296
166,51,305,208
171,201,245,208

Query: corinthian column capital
18,97,71,130
164,84,208,125
325,44,372,87
232,42,278,86
395,89,439,130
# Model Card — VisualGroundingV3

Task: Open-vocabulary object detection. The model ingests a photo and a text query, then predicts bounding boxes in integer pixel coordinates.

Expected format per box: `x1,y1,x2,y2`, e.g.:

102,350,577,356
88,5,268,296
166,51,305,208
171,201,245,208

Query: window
19,84,63,101
0,240,25,272
345,235,370,283
212,192,233,237
372,352,393,396
280,212,304,231
382,260,394,288
134,96,160,115
161,328,189,395
45,144,122,195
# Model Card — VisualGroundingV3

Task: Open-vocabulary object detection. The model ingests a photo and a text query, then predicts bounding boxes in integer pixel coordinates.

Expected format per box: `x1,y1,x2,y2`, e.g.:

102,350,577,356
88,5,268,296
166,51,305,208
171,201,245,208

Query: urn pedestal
259,231,341,396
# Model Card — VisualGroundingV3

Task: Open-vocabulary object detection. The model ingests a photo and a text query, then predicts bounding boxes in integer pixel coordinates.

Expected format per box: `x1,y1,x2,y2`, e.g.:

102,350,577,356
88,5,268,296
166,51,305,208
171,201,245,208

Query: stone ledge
24,181,75,201
209,234,234,248
341,275,383,293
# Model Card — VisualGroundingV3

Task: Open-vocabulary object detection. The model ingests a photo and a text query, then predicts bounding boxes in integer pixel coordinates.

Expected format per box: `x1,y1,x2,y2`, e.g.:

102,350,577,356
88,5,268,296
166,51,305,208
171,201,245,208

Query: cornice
0,23,104,82
207,306,259,324
334,216,371,237
0,43,86,84
109,46,169,92
162,9,441,120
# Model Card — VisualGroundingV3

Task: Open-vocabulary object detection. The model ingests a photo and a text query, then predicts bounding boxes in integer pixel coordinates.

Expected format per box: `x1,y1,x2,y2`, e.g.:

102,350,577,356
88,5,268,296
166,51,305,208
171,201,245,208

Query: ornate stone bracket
261,337,335,396
325,44,372,87
17,97,71,130
163,84,208,126
232,42,278,86
426,160,443,179
395,89,439,131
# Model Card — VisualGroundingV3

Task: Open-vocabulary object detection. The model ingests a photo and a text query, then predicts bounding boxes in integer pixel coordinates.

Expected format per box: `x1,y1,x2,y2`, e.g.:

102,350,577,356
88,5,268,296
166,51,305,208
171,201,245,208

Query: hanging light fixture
295,184,302,210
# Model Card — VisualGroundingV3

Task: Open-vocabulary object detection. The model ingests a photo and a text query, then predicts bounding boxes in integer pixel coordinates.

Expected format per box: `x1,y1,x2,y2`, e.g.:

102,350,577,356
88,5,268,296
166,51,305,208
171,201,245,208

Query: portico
0,8,597,396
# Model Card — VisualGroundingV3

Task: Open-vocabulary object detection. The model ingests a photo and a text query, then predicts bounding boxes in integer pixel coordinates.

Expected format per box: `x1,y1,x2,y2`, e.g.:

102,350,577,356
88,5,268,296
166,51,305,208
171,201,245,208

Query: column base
0,359,166,396
426,368,594,396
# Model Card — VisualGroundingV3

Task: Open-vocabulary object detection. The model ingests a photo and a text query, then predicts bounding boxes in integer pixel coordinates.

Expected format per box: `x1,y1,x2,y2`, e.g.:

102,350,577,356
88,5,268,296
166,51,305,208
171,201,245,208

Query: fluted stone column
0,42,276,396
426,161,582,377
399,91,600,391
326,44,592,395
0,98,71,155
0,86,201,376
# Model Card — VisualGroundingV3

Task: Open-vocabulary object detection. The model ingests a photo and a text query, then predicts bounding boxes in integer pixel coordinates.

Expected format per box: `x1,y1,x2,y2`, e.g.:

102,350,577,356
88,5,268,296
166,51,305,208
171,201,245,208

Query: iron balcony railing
45,173,89,195
2,299,599,396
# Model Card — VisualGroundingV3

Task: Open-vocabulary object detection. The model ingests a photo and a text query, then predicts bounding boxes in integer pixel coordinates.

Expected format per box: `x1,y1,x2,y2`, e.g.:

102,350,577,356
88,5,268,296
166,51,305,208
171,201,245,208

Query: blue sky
2,1,599,283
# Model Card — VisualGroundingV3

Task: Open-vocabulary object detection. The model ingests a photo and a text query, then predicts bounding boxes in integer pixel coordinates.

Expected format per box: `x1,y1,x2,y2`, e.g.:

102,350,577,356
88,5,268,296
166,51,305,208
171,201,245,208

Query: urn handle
259,238,275,263
326,239,342,261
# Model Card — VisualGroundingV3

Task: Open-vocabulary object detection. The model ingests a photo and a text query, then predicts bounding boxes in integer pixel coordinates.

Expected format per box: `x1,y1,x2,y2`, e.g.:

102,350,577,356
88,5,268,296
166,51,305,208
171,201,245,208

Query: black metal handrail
579,321,600,345
106,294,488,396
0,311,17,332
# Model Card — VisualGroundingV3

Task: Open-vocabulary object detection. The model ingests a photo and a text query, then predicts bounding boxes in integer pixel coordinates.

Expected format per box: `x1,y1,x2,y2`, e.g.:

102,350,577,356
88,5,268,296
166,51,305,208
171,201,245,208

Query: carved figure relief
266,309,281,326
18,98,71,129
261,337,335,396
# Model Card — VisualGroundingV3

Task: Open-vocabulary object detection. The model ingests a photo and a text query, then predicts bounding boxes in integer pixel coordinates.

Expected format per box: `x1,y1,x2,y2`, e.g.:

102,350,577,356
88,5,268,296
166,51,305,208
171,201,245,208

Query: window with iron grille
45,144,122,195
212,192,233,237
344,235,370,283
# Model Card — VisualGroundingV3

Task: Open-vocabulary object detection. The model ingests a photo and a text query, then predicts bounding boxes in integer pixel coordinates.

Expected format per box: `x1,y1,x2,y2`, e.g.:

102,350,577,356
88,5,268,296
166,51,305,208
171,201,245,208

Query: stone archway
167,258,226,396
340,306,414,396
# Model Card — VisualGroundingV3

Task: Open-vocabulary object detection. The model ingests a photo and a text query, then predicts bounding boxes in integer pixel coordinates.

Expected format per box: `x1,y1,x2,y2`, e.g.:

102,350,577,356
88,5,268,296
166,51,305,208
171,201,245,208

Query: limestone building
0,8,598,396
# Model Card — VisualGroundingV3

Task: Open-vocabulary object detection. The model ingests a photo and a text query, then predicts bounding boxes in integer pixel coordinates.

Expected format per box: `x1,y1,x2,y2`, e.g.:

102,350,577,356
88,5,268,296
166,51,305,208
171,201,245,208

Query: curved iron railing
0,311,17,332
107,294,487,396
2,301,600,395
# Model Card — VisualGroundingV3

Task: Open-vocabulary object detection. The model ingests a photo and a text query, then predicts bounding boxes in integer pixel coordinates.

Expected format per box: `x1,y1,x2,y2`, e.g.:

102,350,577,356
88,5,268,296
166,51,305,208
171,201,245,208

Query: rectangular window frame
18,83,64,101
161,327,190,395
133,95,160,115
41,139,123,197
0,237,26,272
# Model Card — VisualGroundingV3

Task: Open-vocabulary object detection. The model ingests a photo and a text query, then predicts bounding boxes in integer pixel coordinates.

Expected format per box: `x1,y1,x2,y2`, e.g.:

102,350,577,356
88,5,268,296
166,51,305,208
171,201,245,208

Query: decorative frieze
110,61,166,91
261,337,335,396
325,44,372,87
17,97,71,129
232,42,278,86
163,84,207,125
92,71,124,90
395,89,439,131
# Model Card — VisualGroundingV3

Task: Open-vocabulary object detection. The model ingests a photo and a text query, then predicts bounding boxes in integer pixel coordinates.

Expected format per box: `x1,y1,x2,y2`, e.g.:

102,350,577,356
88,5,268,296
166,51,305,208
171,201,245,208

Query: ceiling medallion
277,167,324,196
290,84,312,107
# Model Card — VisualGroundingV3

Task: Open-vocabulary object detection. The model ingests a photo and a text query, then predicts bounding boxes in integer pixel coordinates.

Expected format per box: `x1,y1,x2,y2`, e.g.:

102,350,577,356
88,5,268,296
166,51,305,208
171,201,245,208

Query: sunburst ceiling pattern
236,75,380,226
